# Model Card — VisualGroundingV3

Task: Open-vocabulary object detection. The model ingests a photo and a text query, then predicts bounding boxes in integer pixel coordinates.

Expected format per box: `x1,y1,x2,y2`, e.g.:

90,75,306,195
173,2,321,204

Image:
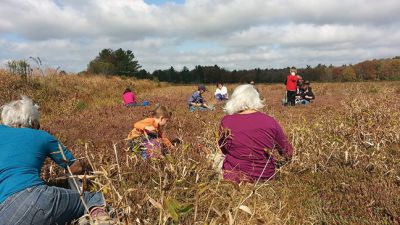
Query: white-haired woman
0,97,110,224
218,85,293,183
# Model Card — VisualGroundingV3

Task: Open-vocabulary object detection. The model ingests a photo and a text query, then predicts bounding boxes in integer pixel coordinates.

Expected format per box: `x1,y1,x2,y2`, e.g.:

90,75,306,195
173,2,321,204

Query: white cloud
0,0,399,72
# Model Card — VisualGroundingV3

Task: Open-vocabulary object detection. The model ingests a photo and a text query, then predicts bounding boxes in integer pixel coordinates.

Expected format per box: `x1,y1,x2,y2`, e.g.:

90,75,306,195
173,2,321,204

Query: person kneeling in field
214,83,229,101
218,85,293,183
0,96,112,224
296,80,315,105
188,84,214,111
122,88,150,107
126,106,173,159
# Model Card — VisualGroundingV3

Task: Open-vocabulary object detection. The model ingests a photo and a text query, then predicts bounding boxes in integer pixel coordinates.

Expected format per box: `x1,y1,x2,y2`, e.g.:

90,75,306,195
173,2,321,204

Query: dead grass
1,71,400,224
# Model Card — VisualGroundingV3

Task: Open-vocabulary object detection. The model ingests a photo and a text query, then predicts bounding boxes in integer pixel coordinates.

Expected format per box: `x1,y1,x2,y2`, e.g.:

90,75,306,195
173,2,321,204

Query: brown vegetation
1,70,399,224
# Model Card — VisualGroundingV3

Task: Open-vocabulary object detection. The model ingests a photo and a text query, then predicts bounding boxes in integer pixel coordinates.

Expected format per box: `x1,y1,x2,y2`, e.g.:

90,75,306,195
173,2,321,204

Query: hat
198,84,207,91
304,80,310,84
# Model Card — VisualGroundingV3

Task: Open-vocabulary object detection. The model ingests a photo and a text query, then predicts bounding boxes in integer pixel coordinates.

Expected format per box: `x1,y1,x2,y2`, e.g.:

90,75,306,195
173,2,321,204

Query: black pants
287,91,296,106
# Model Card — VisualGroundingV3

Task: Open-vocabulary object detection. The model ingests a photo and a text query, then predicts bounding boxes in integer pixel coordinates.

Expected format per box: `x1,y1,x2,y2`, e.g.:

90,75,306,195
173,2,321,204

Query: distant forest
137,57,400,84
84,49,400,83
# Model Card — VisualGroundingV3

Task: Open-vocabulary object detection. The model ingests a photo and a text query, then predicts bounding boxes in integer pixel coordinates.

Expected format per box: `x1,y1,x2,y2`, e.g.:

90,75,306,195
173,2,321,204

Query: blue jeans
126,101,150,107
296,99,310,105
189,106,208,112
0,185,104,225
215,94,228,101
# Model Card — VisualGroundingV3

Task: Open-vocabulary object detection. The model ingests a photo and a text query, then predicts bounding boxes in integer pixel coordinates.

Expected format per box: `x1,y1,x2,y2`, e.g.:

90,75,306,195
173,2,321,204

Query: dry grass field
1,71,400,224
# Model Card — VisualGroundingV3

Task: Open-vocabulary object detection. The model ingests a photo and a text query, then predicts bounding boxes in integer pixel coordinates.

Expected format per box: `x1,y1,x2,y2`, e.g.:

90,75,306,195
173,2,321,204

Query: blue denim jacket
188,91,204,107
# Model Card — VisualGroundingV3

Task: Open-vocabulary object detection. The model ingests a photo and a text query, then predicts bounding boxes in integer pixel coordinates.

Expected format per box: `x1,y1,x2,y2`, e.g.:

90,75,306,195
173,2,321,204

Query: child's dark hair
123,88,132,94
150,105,172,119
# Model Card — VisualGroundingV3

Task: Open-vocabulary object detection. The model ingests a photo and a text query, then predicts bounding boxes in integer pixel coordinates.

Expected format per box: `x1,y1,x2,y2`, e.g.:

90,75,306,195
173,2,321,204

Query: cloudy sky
0,0,399,72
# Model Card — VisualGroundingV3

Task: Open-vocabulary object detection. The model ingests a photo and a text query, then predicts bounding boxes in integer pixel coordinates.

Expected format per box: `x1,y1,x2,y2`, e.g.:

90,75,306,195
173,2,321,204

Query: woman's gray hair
224,84,265,115
1,96,40,128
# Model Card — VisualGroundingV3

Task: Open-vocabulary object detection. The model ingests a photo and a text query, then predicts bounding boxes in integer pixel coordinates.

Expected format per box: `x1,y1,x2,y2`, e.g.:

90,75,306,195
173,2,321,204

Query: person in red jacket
285,67,299,106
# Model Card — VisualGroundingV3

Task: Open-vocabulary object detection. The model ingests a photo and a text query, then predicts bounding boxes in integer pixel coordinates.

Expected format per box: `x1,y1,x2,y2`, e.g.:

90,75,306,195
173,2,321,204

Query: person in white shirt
215,83,229,101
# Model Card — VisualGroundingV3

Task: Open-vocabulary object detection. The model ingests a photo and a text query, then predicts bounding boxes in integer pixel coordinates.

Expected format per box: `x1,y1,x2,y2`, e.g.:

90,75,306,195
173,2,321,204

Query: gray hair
224,84,265,115
1,96,40,128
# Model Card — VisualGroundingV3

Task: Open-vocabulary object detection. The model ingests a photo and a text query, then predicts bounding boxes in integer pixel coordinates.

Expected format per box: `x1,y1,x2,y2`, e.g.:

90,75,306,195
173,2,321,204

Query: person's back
126,106,173,158
127,117,158,140
123,91,136,105
220,112,291,181
0,125,73,204
0,97,112,224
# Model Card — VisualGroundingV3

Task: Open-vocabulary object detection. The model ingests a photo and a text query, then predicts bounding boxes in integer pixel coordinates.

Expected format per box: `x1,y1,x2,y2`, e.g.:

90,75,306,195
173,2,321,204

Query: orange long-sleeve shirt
126,118,172,148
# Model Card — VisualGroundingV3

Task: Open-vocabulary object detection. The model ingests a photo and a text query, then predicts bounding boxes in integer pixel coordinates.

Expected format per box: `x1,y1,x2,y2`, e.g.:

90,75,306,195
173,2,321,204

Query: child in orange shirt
126,106,173,159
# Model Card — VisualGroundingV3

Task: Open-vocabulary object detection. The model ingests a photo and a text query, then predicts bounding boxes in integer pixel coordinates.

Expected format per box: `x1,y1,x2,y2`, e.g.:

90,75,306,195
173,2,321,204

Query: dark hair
216,82,223,87
150,105,172,119
123,88,132,94
198,84,207,91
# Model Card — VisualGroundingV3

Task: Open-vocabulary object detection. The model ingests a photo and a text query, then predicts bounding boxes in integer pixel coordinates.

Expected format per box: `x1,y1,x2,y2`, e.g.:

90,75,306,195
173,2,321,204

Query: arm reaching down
273,121,293,160
46,134,76,169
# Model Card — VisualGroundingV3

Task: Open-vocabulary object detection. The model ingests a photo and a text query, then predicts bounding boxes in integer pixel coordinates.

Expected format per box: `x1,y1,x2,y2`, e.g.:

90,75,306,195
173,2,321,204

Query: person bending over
126,105,173,159
0,96,111,224
188,84,213,111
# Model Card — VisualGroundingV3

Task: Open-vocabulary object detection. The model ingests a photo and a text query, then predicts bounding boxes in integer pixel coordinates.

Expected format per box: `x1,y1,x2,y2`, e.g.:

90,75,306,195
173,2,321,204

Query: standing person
285,67,299,106
0,97,112,224
188,84,213,111
215,83,229,101
218,85,293,183
126,105,173,159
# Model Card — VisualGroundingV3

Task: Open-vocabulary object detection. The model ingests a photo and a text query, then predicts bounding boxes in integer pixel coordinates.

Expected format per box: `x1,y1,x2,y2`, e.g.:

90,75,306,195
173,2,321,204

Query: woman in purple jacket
219,84,293,183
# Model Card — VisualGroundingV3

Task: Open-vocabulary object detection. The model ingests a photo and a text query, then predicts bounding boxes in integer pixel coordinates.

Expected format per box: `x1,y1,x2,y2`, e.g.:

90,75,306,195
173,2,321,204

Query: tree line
7,48,400,83
87,49,400,83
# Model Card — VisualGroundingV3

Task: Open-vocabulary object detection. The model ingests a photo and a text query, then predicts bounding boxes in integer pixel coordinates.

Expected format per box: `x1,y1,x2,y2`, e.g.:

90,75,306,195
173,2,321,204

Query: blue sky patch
144,0,185,5
177,41,223,52
1,33,26,43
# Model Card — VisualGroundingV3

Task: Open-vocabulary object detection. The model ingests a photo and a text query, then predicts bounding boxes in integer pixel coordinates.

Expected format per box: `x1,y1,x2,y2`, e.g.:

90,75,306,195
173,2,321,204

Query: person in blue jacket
188,84,214,111
0,96,112,224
